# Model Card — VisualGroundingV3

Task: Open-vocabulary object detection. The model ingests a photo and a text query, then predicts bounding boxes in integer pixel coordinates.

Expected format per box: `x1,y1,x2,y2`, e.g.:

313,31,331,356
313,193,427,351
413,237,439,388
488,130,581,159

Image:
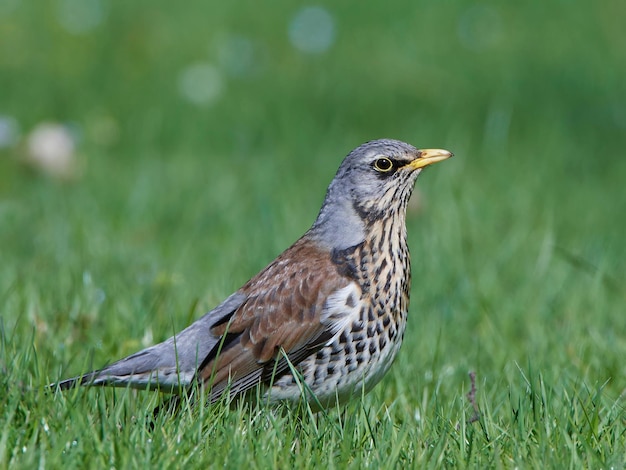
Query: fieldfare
53,139,452,407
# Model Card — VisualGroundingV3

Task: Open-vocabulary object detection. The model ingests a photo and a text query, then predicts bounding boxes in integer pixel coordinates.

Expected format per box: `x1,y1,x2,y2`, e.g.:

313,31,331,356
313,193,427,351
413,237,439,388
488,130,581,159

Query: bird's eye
373,157,394,173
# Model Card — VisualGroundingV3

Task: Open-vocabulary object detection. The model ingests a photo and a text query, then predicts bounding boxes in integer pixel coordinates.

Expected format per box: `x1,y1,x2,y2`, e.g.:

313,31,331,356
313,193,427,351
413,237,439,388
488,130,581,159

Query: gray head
310,139,452,250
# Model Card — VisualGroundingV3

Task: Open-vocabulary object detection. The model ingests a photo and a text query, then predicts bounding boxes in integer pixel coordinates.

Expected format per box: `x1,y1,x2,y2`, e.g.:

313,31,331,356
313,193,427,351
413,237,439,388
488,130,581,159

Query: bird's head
311,139,452,250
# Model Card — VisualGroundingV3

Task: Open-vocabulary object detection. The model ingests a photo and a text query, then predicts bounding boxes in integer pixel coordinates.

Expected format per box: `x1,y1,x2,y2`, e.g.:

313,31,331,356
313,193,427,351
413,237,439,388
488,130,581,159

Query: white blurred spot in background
0,115,20,149
288,6,336,54
26,123,79,179
215,34,262,79
56,0,106,35
178,63,224,106
457,5,502,51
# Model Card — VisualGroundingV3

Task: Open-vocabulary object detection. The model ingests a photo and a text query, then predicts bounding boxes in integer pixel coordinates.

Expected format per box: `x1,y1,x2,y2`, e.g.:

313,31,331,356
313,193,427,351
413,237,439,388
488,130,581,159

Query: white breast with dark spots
268,218,411,404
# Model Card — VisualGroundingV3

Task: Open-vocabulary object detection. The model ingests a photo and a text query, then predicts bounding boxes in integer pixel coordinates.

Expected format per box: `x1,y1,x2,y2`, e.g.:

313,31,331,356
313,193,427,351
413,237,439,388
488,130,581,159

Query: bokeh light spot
26,123,78,179
288,6,336,54
56,0,106,35
216,34,260,79
178,63,224,106
0,115,20,149
0,0,20,14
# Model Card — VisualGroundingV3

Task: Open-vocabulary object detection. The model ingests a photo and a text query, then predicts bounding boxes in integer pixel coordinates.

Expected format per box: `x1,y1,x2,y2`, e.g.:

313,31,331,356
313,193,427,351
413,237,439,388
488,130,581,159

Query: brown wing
196,236,352,400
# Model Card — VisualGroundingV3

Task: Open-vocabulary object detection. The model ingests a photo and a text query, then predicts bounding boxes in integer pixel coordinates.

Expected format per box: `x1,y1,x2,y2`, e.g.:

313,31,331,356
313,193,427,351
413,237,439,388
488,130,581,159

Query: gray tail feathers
50,293,245,393
53,371,103,391
50,333,214,393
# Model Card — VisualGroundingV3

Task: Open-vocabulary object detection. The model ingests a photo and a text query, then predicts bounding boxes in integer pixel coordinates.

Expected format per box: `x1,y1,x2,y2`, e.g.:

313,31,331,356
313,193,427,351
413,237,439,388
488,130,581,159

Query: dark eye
373,157,394,173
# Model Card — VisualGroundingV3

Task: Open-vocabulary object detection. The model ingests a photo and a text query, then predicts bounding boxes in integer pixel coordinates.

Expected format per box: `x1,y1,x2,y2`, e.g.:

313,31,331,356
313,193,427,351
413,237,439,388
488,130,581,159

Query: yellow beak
407,149,453,170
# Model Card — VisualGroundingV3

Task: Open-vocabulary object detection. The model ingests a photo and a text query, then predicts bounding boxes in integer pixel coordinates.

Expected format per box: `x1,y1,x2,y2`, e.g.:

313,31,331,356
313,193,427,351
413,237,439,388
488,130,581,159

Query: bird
52,139,452,408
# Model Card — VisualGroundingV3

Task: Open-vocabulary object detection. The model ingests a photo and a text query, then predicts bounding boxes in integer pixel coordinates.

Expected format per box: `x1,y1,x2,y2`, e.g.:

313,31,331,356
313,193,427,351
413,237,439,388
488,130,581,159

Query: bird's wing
196,237,359,401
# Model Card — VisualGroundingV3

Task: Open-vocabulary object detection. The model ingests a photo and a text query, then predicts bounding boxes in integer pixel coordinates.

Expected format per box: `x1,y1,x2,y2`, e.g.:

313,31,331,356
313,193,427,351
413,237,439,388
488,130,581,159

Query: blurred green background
0,0,625,465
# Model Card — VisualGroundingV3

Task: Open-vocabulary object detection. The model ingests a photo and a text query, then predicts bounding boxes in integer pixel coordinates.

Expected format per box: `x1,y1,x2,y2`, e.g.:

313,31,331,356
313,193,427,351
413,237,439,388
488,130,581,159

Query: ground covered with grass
1,1,625,467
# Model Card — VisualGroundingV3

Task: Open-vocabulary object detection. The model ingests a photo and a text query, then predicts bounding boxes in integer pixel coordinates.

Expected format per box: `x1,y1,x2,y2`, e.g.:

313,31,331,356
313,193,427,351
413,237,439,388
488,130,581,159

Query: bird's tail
50,292,244,394
50,340,205,392
53,370,105,391
50,318,224,393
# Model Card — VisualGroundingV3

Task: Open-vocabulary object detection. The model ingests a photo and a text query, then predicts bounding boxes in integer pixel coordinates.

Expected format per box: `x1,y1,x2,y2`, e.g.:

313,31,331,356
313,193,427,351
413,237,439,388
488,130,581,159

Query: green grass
1,0,625,467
